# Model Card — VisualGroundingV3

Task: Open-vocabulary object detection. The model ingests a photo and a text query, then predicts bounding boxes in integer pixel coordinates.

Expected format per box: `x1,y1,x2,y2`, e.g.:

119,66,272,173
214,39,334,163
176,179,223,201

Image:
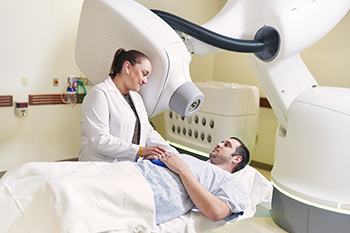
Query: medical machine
75,0,350,232
164,81,259,157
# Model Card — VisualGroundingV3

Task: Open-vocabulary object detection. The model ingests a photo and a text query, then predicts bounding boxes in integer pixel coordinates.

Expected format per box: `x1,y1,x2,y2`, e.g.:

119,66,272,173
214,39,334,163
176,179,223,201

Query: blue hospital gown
133,154,248,224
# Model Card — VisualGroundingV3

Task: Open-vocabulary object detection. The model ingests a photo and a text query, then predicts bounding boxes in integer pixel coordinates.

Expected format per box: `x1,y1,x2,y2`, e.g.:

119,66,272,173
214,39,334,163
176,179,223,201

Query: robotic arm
166,0,349,129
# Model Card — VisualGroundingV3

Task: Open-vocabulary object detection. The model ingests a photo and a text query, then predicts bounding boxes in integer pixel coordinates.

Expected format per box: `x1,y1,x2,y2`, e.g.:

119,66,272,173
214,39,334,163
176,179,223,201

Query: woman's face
124,59,152,92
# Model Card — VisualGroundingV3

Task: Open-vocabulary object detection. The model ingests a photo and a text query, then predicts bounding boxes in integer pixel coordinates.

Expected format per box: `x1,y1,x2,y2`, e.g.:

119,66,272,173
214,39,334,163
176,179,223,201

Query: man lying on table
135,136,249,224
0,137,249,230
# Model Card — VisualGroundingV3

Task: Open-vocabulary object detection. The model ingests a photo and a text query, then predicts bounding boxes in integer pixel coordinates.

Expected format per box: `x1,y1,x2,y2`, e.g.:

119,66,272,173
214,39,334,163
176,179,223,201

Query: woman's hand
141,146,168,160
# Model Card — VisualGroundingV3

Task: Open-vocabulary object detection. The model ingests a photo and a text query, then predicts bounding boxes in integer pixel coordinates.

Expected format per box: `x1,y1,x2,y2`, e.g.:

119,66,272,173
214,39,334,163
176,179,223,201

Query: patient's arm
161,154,231,221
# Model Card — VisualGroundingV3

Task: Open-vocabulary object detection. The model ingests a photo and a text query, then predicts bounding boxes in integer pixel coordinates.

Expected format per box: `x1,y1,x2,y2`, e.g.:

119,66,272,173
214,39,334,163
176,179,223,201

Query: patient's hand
160,154,189,175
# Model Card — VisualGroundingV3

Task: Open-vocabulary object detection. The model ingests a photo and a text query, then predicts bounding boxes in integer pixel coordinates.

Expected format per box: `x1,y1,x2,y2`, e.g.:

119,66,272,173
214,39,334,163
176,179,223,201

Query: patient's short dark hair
230,137,250,173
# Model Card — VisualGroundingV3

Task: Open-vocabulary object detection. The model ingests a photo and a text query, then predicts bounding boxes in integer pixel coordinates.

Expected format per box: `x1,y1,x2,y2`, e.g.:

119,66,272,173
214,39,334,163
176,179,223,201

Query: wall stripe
0,95,13,107
29,94,85,105
27,94,272,108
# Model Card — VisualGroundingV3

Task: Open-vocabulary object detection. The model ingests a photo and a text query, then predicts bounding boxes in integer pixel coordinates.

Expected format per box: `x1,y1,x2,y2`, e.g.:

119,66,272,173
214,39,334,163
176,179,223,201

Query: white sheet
0,161,157,233
0,162,272,233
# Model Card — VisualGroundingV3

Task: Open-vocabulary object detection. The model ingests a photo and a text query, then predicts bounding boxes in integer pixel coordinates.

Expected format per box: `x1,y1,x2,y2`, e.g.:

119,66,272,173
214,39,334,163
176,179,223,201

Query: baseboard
249,160,273,171
0,171,6,179
57,157,79,162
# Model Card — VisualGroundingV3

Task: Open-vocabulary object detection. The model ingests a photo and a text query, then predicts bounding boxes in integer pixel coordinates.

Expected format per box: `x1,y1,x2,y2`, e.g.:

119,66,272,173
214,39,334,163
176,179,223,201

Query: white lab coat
79,77,178,162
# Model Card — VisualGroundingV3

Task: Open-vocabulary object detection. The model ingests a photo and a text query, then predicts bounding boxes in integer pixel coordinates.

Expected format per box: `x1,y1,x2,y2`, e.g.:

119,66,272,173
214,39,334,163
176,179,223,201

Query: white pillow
233,165,273,220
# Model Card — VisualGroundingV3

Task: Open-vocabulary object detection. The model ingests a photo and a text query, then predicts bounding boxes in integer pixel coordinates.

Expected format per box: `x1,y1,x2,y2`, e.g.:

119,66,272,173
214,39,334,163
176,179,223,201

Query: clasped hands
141,146,187,175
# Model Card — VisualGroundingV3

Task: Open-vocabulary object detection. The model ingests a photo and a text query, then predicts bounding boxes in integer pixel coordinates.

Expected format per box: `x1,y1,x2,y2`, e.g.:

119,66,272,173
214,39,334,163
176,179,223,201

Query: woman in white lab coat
79,48,178,162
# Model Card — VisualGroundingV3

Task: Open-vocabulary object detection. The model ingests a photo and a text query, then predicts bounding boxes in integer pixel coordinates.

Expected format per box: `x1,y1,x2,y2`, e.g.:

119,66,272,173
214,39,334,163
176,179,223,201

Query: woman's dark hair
230,137,250,173
109,48,150,79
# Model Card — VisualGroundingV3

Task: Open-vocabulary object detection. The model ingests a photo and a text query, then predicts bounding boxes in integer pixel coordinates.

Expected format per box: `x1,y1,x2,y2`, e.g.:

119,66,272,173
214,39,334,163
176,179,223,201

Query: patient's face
209,139,240,165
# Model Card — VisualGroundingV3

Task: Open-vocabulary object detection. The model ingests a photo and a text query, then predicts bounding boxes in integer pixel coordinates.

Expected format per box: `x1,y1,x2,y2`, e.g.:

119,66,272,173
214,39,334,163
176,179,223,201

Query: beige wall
0,0,85,171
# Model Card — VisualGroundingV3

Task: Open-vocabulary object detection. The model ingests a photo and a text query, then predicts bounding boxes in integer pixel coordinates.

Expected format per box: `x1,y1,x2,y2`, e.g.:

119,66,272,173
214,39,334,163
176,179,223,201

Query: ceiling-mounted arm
152,10,280,62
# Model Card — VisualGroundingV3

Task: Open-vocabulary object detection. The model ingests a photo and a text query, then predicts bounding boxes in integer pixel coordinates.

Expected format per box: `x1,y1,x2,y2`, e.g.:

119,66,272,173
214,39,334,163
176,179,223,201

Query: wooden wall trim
0,95,13,107
29,94,85,105
260,97,271,108
27,94,271,108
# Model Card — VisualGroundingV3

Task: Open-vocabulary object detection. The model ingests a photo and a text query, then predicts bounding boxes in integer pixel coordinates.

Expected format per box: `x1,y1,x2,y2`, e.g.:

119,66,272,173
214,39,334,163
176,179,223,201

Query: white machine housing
75,0,203,118
164,81,259,156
